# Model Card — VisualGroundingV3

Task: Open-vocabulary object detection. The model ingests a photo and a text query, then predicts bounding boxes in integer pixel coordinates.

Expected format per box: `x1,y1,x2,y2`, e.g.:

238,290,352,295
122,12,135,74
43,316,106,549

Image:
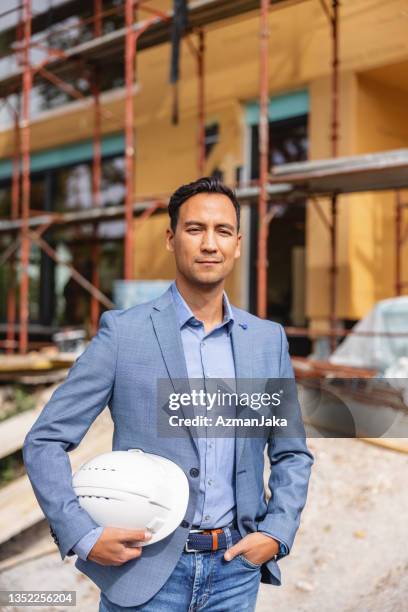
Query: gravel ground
1,436,407,612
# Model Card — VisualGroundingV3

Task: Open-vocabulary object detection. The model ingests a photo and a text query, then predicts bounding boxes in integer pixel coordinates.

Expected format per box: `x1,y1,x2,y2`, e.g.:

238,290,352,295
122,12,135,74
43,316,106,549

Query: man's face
166,193,241,287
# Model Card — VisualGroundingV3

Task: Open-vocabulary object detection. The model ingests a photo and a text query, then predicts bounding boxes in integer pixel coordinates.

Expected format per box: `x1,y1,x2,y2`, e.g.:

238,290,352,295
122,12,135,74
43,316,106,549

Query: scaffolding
0,0,406,356
0,0,305,354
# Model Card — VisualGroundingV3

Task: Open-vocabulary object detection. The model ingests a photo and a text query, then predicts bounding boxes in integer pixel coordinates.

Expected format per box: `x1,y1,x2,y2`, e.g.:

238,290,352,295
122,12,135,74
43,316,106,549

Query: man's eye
188,228,201,233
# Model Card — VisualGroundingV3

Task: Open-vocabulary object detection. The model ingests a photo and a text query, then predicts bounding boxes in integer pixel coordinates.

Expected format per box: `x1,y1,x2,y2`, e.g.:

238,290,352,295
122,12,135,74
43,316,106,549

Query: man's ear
234,232,242,259
166,227,175,253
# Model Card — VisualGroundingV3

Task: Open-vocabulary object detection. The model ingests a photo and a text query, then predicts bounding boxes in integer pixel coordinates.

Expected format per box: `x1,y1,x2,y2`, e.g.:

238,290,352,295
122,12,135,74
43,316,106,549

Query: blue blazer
23,285,314,607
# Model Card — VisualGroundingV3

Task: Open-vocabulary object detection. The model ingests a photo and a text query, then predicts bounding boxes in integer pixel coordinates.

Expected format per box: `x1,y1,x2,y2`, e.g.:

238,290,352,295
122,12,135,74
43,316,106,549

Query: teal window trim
0,132,125,182
245,89,309,126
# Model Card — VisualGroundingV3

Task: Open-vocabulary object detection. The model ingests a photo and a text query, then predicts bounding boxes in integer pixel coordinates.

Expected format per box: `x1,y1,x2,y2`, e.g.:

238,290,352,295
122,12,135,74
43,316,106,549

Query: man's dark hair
168,176,240,233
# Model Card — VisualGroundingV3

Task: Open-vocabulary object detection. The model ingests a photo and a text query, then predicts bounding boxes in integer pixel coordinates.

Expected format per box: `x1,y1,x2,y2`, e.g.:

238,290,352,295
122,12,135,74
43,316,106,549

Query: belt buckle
184,529,204,553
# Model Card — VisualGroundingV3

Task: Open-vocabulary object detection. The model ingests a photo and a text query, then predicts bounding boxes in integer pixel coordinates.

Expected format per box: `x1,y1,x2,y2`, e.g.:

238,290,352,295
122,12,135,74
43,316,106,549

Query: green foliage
13,385,36,414
0,452,25,488
0,385,36,423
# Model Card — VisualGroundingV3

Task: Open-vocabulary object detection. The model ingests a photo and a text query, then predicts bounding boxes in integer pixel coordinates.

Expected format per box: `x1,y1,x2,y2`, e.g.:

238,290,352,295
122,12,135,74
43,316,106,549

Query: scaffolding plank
0,0,304,41
0,184,294,233
0,407,42,460
0,354,74,372
0,0,306,95
1,146,406,235
270,149,408,195
0,540,57,573
0,0,83,42
2,145,407,236
0,355,53,372
0,408,112,546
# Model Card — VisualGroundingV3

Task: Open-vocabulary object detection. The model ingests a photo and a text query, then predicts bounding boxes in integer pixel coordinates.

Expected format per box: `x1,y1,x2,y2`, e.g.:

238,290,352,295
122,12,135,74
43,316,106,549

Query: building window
250,114,308,179
0,0,126,128
0,153,126,329
54,157,125,213
205,123,219,158
248,113,309,342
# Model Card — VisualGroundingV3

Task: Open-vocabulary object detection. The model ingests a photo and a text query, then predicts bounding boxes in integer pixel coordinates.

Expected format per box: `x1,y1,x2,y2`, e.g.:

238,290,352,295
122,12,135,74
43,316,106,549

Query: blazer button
189,468,200,478
180,520,190,528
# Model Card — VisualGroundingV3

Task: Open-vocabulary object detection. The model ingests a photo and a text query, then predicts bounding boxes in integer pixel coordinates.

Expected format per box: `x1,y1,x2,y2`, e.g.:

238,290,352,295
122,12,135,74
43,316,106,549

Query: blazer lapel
150,288,199,457
230,311,253,467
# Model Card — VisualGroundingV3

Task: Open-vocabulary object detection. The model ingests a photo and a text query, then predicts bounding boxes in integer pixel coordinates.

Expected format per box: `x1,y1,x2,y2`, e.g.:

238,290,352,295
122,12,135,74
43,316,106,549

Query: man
23,177,314,611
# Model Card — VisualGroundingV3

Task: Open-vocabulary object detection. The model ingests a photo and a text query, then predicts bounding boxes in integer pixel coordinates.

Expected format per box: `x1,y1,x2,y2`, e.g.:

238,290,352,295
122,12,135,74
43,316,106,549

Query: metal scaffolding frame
269,148,408,342
0,0,305,354
0,0,406,355
0,0,218,352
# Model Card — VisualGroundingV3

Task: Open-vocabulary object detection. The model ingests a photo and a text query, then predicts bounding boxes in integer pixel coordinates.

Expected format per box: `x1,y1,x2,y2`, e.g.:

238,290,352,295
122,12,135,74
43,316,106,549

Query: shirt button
190,468,200,478
204,515,211,521
208,479,213,486
201,341,205,347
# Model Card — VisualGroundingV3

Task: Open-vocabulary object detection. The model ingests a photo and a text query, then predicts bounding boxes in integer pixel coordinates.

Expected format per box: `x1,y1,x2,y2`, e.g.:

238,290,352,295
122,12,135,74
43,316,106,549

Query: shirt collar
170,280,234,333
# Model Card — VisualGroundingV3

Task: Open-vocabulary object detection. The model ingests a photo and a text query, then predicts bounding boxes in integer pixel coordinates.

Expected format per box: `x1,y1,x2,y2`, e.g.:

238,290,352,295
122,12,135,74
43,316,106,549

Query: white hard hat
72,449,189,545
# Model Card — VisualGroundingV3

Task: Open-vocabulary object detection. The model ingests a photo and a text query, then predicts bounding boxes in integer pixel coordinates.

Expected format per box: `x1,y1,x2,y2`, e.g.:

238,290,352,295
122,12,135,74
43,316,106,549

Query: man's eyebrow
184,220,236,231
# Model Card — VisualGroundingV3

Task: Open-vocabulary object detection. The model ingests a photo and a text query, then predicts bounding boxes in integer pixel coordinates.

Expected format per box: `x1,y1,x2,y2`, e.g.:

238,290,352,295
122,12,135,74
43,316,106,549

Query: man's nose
201,231,218,251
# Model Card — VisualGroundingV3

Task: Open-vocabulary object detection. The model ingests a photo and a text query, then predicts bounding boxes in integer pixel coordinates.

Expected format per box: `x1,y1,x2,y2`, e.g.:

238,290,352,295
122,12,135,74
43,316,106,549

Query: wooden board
0,407,43,460
0,353,76,374
0,410,113,546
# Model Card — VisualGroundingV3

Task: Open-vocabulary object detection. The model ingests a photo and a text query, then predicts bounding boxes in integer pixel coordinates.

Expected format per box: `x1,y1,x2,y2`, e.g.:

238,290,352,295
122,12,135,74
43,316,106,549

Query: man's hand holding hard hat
72,449,190,566
87,527,152,566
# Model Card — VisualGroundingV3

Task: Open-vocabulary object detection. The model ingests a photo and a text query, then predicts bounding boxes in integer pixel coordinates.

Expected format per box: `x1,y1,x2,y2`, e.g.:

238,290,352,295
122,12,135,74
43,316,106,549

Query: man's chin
190,273,225,287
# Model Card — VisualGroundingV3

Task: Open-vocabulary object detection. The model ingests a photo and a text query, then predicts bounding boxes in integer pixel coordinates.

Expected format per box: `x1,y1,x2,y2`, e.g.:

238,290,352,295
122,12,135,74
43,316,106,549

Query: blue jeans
99,538,262,611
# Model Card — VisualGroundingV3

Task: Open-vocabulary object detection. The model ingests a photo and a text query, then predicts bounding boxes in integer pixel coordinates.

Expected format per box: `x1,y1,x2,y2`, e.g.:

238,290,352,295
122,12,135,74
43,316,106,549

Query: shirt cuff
258,531,289,558
72,526,104,561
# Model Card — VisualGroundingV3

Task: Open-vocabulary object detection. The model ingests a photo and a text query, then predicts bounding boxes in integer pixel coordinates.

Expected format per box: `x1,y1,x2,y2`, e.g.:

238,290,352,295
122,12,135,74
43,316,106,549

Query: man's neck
175,277,225,333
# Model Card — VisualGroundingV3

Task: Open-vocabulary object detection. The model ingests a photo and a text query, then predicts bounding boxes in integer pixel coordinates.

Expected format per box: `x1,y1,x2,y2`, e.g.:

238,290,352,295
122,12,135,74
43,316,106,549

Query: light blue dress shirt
170,280,237,529
72,280,287,560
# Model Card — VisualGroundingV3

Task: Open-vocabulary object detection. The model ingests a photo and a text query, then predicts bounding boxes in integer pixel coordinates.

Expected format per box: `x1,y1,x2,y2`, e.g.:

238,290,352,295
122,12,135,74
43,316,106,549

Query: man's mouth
196,260,222,265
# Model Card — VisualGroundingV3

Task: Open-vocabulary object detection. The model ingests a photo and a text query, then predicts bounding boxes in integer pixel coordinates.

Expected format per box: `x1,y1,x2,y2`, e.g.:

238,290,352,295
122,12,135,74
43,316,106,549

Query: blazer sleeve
72,526,104,561
23,310,117,560
256,323,314,552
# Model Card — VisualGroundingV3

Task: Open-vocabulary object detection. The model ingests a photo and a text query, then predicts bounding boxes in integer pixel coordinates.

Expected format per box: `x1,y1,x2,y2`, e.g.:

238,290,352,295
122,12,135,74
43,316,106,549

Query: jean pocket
237,554,262,570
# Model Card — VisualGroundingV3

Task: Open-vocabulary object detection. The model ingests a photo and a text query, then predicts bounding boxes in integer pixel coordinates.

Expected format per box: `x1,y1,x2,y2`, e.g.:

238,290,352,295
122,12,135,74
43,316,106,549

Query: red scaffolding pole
185,27,207,176
329,0,339,350
18,0,32,354
197,29,206,176
90,0,103,334
317,0,340,350
90,72,101,334
395,190,408,296
256,0,270,319
0,0,325,354
6,103,21,354
124,0,136,281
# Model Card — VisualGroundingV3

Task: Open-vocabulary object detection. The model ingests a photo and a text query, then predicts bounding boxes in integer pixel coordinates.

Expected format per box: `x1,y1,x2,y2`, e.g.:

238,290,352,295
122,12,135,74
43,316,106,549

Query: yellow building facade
1,0,408,331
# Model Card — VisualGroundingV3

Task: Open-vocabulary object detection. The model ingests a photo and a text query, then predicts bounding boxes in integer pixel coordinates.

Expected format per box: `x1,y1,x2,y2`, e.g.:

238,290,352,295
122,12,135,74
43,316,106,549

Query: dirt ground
1,436,407,612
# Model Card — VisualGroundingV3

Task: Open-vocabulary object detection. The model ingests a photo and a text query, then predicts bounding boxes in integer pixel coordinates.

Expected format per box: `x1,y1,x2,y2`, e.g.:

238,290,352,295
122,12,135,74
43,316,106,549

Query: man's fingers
88,528,152,567
117,529,152,543
224,543,245,561
107,546,143,566
121,545,143,563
